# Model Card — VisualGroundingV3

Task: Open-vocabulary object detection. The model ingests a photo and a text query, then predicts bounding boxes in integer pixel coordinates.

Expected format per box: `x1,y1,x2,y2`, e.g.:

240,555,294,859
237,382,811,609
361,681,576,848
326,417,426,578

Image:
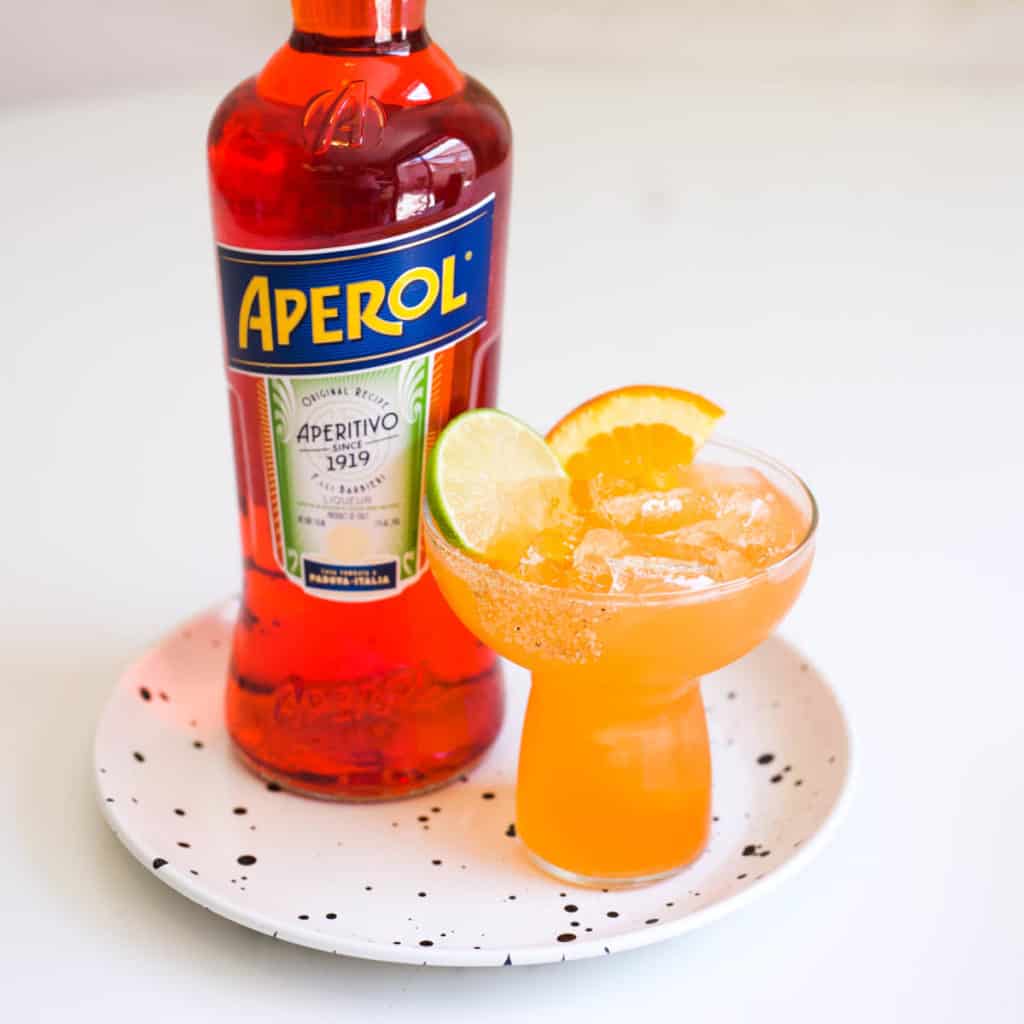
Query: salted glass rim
421,436,819,608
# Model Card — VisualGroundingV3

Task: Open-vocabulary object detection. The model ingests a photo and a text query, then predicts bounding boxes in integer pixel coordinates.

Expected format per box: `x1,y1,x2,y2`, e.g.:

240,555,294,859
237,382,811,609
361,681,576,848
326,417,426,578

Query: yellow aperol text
237,255,468,351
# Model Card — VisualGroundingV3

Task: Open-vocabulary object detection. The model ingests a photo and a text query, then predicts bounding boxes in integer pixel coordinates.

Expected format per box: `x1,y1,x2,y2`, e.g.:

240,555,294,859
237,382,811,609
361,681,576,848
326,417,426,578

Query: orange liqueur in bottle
208,0,510,799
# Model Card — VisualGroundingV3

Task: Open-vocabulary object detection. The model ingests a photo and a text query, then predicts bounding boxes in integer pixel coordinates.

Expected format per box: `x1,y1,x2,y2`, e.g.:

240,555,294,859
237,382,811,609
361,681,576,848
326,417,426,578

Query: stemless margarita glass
424,438,818,887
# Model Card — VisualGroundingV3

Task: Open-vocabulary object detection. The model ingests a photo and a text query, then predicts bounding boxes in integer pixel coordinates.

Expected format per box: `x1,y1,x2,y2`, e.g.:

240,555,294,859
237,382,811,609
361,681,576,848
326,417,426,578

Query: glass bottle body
208,9,511,799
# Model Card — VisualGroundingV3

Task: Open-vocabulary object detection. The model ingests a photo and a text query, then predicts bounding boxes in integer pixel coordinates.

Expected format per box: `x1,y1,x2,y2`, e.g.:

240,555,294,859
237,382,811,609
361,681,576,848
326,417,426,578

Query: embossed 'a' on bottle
207,0,511,799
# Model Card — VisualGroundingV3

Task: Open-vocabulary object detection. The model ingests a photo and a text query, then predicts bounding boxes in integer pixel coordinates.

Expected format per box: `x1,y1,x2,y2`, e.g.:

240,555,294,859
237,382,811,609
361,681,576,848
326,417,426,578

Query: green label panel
264,356,431,601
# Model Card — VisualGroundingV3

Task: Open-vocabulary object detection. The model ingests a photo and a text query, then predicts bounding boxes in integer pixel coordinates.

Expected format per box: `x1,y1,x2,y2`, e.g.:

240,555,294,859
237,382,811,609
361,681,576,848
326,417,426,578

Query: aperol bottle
207,0,510,799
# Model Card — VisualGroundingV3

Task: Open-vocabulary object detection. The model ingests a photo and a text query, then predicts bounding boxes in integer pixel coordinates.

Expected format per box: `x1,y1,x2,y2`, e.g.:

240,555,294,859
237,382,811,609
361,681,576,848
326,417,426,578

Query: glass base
525,847,689,890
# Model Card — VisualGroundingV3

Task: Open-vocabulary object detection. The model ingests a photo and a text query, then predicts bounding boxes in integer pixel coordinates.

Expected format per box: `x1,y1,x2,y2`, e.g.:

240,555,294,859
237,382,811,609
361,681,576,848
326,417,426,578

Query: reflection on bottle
395,137,477,221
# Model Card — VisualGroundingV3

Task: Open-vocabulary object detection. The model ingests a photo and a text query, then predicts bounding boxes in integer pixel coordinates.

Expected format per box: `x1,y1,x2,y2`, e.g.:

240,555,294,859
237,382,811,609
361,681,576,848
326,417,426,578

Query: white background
2,2,1023,1021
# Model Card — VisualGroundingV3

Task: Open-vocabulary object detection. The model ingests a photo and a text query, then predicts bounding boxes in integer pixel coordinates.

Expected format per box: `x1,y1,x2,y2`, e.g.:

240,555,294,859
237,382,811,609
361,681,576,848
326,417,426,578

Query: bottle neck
290,0,429,54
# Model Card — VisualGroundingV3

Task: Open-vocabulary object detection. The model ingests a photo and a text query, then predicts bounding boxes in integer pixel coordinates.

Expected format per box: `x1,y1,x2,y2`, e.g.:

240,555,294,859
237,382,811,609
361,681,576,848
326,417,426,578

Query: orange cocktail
425,437,816,886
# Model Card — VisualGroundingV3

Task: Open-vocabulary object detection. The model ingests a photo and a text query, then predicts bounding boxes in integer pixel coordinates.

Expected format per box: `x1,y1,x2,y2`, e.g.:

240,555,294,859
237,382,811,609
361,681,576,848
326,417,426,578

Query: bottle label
217,196,495,600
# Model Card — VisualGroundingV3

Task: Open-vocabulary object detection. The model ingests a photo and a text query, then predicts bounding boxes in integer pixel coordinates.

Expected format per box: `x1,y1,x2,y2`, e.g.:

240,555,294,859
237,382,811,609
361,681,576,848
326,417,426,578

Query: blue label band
218,196,494,377
302,557,399,594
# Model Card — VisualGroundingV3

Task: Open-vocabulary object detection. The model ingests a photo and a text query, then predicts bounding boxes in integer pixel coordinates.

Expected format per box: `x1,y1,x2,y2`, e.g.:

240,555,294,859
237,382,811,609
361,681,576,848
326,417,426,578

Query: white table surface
2,65,1022,1022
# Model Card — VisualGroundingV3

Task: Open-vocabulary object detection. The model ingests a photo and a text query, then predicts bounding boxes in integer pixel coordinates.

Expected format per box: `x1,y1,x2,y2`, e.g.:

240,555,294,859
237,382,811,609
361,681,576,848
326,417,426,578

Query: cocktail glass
424,438,817,888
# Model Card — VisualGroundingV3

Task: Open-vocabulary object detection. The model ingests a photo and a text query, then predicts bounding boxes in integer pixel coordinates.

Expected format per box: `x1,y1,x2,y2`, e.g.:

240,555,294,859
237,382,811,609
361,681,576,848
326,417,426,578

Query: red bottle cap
291,0,426,39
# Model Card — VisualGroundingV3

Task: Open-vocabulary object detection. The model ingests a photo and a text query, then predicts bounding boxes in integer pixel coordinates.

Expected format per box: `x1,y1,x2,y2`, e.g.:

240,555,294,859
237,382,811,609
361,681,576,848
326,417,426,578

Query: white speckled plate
94,601,852,966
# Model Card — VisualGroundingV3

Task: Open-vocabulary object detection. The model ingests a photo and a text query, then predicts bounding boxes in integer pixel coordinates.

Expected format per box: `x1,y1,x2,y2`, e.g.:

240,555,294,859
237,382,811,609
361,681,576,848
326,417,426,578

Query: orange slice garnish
546,385,725,486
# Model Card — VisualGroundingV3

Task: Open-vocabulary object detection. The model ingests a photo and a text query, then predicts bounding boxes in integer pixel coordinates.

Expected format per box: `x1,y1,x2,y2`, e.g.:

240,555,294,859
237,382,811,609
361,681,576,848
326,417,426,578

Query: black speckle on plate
174,808,185,816
505,823,516,837
266,781,281,792
645,918,659,925
770,773,783,783
152,858,167,870
757,753,775,765
326,913,337,920
606,911,619,918
564,904,578,913
139,687,152,701
237,854,257,866
233,806,247,815
556,933,576,943
419,940,433,947
482,792,495,800
193,741,204,750
133,751,145,763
